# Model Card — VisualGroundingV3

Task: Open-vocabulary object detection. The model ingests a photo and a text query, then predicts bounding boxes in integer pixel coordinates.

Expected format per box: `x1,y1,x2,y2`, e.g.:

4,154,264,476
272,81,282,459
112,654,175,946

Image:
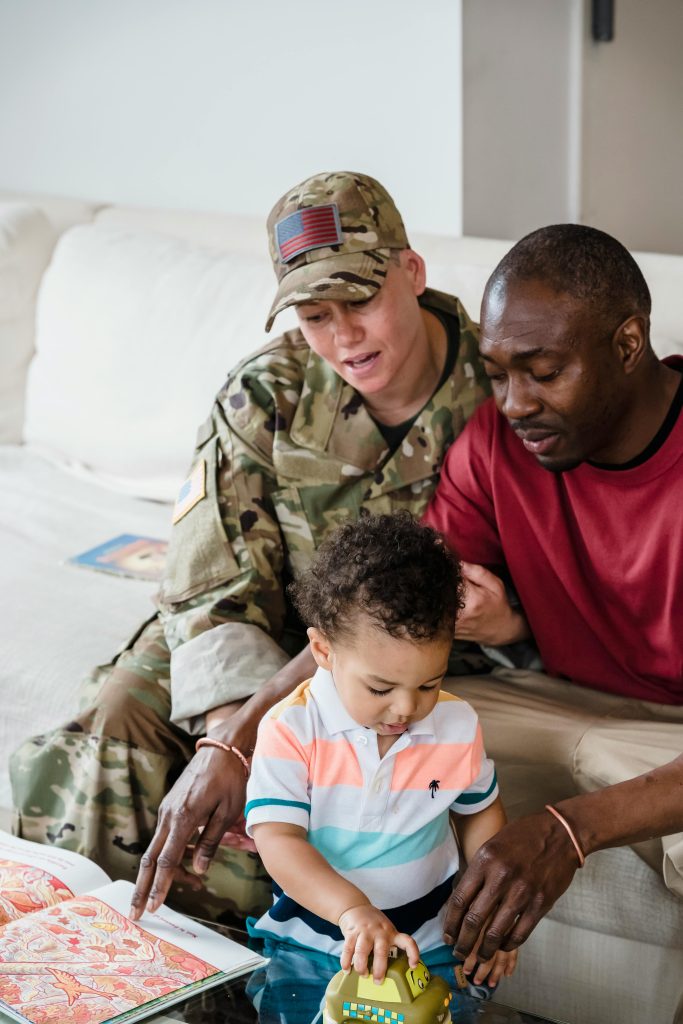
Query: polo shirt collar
310,668,361,735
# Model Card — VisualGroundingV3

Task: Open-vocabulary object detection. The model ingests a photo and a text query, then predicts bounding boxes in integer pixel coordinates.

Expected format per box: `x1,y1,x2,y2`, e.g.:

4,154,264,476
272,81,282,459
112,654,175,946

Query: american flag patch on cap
276,204,343,263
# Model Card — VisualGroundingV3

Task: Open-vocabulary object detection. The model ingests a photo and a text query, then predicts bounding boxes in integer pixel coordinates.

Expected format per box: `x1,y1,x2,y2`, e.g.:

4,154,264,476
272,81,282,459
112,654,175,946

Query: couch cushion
0,190,100,237
94,205,268,257
0,447,172,811
631,250,683,358
24,223,295,501
549,844,683,949
0,204,55,442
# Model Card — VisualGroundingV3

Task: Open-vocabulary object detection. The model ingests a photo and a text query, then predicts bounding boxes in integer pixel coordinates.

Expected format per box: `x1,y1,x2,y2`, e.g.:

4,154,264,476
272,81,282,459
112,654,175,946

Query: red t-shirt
424,362,683,704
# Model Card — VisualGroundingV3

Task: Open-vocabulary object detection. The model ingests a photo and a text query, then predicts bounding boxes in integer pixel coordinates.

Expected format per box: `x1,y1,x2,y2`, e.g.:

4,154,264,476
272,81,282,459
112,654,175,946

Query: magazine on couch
0,832,264,1024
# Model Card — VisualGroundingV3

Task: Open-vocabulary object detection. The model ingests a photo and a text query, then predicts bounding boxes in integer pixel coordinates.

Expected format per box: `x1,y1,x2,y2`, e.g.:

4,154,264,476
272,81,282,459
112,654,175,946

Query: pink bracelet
195,737,251,779
545,804,585,868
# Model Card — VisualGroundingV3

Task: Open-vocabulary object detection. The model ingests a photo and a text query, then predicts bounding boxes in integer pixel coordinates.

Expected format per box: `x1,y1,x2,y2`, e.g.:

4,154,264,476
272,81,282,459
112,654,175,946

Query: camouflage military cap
265,170,409,331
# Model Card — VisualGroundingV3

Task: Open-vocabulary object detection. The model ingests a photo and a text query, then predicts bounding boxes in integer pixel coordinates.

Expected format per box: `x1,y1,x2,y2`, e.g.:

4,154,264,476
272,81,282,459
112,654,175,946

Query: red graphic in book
47,968,105,1006
0,858,74,924
0,895,220,1024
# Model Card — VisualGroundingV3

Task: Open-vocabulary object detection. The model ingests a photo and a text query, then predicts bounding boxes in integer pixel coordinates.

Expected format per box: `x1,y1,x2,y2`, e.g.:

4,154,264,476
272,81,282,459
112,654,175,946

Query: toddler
245,512,517,992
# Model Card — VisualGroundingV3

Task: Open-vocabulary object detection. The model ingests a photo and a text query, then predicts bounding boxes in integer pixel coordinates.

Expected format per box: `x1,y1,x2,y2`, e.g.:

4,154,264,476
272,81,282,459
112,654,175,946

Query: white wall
0,0,463,236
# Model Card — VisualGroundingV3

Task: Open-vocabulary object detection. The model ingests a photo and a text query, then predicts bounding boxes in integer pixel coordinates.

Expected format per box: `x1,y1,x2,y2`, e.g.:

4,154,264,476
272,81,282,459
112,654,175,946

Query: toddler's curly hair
288,510,463,644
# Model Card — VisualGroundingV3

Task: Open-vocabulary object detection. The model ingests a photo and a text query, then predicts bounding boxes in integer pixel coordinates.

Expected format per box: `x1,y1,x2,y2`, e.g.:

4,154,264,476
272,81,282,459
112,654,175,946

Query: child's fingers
475,956,501,988
371,938,390,983
462,949,478,976
475,950,516,988
472,957,493,986
504,950,518,976
353,933,373,977
341,933,357,973
393,931,420,967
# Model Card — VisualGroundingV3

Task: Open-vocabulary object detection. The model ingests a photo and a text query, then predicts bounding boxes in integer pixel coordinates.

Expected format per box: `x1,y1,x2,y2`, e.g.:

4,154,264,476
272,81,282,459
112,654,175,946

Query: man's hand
128,644,318,921
129,744,247,920
455,563,530,646
443,812,579,961
339,905,420,982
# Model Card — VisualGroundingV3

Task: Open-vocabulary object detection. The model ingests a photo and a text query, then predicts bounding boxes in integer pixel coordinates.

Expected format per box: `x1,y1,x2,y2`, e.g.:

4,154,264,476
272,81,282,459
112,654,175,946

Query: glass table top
145,932,566,1024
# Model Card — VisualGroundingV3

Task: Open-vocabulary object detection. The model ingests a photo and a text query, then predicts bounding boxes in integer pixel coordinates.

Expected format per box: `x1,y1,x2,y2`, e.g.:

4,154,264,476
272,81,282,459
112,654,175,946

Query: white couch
1,192,682,1024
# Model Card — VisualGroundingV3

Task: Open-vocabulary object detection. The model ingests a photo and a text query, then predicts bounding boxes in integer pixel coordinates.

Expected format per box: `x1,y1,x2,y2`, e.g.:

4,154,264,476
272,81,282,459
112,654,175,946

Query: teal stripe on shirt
452,772,498,806
246,798,311,815
308,814,449,870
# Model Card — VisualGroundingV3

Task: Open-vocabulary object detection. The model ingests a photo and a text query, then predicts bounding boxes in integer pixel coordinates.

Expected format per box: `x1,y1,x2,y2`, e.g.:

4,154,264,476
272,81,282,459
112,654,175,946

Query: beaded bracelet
545,804,585,868
195,737,251,779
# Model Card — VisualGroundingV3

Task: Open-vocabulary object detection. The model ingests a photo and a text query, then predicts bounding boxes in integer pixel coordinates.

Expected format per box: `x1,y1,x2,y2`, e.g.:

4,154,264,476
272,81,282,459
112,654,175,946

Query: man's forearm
556,754,683,857
204,645,317,754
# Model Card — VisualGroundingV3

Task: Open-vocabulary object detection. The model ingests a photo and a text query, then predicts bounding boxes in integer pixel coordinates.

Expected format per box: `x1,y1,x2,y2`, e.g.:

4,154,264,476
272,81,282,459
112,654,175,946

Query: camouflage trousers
9,615,271,925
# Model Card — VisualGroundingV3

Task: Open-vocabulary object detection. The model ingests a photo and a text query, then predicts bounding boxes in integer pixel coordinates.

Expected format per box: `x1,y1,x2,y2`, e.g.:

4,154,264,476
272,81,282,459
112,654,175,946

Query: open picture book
0,832,265,1024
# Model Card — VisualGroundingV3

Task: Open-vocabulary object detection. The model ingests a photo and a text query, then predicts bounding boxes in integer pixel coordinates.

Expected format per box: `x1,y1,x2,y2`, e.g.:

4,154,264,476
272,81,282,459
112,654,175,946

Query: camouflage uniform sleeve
158,341,306,733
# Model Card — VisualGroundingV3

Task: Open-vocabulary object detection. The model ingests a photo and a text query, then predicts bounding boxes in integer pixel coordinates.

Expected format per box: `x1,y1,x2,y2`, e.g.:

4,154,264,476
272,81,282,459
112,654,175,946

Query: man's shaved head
484,224,651,332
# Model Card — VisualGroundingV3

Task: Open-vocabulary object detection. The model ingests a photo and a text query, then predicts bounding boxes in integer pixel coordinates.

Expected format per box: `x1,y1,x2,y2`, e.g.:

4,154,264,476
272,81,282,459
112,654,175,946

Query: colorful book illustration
67,535,168,582
0,833,264,1024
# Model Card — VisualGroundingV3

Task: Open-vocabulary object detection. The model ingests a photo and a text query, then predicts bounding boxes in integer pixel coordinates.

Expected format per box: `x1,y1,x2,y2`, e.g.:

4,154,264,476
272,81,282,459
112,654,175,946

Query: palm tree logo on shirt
428,779,440,798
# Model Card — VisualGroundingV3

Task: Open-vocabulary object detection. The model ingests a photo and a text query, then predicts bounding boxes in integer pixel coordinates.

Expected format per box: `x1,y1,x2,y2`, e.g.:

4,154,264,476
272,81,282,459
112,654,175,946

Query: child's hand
463,943,518,988
339,904,419,982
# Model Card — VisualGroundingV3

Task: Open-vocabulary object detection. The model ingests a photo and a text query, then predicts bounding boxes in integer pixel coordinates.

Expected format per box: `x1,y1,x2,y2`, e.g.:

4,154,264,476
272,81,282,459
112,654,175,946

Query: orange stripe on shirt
303,737,364,789
257,716,308,762
391,729,484,792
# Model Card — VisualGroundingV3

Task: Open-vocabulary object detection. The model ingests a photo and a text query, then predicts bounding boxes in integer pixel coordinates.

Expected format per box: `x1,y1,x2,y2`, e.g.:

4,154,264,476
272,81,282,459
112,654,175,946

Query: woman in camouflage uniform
11,171,490,924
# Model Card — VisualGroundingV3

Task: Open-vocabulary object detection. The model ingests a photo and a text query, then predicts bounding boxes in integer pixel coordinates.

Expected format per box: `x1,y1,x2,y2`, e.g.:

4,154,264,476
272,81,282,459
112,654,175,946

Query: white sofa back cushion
0,204,55,443
94,204,270,257
0,190,101,238
24,223,294,501
23,216,682,504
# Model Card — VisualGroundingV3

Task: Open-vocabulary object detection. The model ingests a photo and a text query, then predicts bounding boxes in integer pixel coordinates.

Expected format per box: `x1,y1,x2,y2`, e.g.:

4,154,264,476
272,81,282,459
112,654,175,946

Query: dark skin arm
129,644,316,920
443,754,683,960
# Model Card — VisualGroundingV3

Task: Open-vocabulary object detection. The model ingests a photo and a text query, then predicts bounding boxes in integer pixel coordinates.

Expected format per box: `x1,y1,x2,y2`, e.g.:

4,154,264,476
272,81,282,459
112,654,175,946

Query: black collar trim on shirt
588,366,683,472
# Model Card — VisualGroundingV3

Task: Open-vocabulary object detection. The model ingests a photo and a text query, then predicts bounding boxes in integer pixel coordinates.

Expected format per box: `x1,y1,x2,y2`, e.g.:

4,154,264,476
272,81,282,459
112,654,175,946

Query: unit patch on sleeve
172,459,206,524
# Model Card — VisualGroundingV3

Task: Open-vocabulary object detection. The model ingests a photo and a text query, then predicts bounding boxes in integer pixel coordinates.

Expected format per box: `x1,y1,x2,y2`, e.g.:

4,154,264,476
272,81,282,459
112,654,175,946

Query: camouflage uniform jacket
159,288,489,733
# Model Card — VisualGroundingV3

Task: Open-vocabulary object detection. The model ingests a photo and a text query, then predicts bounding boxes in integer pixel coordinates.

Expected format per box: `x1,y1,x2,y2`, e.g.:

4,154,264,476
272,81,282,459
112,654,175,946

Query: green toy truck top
324,951,452,1024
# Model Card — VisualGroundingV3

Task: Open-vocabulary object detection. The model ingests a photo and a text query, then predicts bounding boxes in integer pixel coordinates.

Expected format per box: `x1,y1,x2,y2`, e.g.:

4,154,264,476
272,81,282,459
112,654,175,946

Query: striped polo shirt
245,668,498,959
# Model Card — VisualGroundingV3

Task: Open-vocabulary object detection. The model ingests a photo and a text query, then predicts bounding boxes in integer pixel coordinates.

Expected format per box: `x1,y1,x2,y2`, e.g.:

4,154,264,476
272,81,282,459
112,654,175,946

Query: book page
94,881,265,975
0,834,110,925
0,880,265,1024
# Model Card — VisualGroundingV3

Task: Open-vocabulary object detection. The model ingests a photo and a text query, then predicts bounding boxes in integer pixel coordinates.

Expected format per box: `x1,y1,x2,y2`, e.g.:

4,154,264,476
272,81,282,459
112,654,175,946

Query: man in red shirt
423,224,683,955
